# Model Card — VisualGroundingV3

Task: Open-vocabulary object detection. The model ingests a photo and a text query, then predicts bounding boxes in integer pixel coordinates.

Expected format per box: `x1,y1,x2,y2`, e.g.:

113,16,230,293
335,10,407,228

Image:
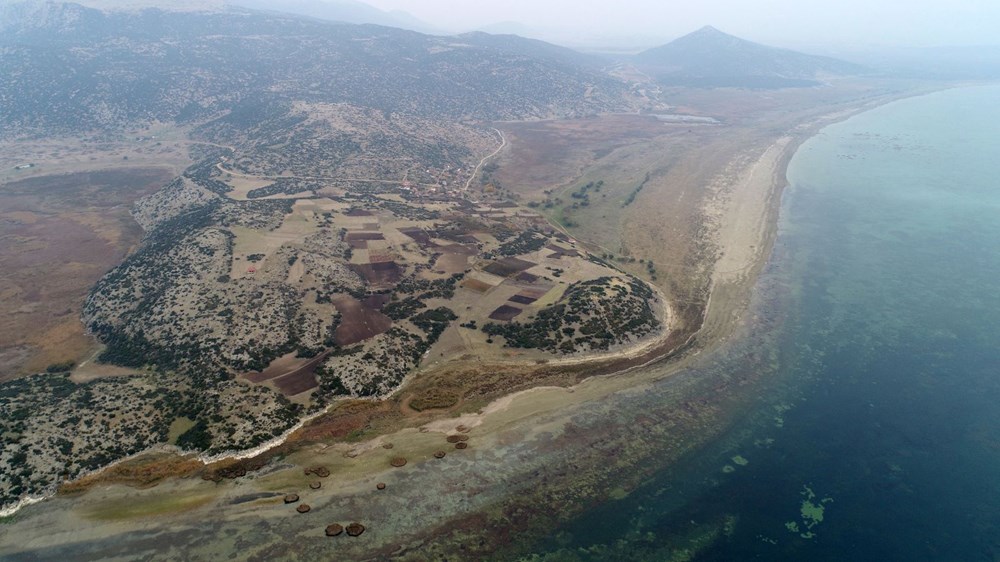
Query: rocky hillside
0,0,632,136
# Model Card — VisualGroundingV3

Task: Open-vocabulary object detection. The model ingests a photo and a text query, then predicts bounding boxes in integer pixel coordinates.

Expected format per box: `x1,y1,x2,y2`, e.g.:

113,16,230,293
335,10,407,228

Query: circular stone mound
346,522,366,537
382,443,394,449
446,435,461,443
296,504,311,514
455,442,468,450
325,524,344,537
283,494,299,504
314,466,331,478
433,451,446,459
309,481,321,490
390,457,407,467
376,482,386,490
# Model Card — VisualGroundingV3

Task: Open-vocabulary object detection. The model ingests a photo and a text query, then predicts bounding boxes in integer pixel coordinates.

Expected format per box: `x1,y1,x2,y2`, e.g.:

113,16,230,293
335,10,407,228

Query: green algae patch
772,403,792,428
785,485,833,540
722,464,735,473
608,487,629,500
731,455,749,466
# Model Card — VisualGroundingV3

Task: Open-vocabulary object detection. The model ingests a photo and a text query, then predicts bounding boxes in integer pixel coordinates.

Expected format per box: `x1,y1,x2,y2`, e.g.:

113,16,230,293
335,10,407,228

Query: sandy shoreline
0,123,794,521
0,89,937,550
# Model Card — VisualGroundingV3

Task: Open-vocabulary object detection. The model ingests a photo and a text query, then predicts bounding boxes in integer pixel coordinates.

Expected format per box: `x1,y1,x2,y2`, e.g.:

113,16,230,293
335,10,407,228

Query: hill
634,25,867,88
0,1,632,136
0,0,661,511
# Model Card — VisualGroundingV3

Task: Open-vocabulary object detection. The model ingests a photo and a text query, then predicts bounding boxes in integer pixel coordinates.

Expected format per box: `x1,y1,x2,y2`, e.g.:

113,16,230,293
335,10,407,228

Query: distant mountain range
0,0,881,139
0,1,630,136
634,25,868,88
230,0,439,34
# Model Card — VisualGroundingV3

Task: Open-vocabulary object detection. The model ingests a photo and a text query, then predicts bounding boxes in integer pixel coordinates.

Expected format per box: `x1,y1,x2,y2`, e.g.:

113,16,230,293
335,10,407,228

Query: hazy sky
360,0,1000,49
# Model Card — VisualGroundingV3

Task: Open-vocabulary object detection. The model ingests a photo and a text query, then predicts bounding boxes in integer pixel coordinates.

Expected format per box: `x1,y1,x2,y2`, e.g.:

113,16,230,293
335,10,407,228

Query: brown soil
349,261,403,288
483,257,535,277
331,296,393,346
507,294,537,305
488,305,523,321
273,369,320,395
461,278,492,292
0,168,175,379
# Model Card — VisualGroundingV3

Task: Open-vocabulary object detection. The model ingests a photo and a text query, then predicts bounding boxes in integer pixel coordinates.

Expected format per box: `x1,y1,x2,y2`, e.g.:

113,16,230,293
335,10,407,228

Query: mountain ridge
634,25,868,88
0,1,634,136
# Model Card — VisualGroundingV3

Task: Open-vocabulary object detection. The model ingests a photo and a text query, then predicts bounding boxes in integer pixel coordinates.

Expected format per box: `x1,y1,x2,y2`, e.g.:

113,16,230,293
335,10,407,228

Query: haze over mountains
8,0,997,140
232,0,438,34
0,0,889,140
0,0,633,136
634,25,870,88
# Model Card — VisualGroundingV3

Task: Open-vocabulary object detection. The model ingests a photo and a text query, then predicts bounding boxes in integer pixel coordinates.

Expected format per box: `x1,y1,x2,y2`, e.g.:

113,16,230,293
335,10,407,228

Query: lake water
528,84,1000,560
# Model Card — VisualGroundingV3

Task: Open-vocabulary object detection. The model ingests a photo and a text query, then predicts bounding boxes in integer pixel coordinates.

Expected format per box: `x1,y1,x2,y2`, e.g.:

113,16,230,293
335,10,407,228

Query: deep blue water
528,85,1000,561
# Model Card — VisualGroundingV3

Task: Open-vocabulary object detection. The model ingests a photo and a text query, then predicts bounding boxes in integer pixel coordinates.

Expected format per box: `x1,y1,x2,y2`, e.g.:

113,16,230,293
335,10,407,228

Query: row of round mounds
325,523,365,537
286,465,366,537
291,434,474,537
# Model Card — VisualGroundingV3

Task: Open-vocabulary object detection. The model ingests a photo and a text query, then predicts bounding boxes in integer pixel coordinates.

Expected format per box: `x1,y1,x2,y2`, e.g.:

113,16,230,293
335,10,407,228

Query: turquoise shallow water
528,84,1000,560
